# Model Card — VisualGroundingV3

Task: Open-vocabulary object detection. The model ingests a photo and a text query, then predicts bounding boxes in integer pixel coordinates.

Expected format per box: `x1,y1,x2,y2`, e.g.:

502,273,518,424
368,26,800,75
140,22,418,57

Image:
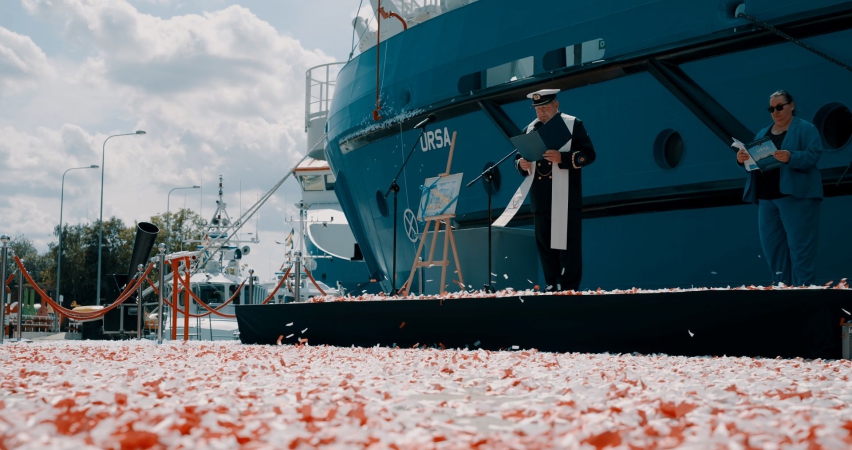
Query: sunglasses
767,103,790,113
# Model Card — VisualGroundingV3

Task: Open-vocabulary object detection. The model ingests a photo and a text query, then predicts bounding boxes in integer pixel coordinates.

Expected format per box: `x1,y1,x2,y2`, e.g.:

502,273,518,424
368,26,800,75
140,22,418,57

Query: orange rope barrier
176,275,243,319
164,282,241,319
303,267,326,296
13,255,152,321
147,278,160,296
260,266,290,305
4,273,13,295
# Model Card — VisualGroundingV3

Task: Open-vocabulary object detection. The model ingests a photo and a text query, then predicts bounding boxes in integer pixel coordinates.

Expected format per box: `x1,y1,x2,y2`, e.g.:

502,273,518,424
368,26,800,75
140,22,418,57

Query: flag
284,228,294,248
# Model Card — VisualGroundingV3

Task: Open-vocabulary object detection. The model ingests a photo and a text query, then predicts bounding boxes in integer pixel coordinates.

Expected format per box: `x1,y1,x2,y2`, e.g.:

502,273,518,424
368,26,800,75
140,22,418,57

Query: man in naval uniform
513,89,596,292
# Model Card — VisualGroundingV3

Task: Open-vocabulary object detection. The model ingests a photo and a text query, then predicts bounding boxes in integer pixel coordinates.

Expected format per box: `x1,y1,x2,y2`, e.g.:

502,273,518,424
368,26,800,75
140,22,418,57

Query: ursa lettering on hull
420,127,454,152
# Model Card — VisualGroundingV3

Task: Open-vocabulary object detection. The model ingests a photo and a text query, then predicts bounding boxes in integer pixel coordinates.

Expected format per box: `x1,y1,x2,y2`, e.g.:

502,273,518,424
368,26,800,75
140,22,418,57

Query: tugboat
166,176,266,340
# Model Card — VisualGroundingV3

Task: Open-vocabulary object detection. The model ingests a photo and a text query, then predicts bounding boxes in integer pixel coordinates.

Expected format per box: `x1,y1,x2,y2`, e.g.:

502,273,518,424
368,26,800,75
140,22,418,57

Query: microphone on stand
413,114,437,129
383,113,437,295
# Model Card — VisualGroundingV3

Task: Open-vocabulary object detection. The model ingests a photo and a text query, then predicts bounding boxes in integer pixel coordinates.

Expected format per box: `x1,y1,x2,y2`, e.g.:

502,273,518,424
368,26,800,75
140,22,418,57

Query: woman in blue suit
736,90,823,286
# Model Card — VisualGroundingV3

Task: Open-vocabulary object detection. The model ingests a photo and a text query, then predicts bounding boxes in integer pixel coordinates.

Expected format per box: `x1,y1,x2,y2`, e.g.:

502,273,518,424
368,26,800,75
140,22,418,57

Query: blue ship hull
325,0,852,292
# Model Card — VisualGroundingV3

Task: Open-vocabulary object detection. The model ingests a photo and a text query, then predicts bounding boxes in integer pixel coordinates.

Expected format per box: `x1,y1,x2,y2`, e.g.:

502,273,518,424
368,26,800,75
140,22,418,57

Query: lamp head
90,165,99,169
135,130,146,135
0,235,10,245
138,264,144,272
157,243,166,253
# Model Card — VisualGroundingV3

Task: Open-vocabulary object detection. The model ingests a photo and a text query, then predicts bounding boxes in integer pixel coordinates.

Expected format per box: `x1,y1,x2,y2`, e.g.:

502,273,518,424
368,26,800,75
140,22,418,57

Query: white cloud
0,26,52,92
1,0,335,280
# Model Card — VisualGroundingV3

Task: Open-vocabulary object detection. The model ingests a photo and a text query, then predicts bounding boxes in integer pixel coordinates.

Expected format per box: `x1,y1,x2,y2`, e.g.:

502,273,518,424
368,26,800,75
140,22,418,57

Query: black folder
510,118,573,161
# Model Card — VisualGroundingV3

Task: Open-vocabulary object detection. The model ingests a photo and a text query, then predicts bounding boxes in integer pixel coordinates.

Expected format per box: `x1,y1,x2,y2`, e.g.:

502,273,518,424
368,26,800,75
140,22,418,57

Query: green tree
11,210,204,308
2,235,52,294
149,208,205,253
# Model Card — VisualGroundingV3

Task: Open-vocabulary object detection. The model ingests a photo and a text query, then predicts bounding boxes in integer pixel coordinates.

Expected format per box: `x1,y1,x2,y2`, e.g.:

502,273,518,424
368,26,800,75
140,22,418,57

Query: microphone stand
466,149,518,293
384,127,426,295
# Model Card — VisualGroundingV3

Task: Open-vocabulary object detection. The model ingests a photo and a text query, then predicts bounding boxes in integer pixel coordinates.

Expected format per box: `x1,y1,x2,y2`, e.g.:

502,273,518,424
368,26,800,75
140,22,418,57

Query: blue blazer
742,117,824,204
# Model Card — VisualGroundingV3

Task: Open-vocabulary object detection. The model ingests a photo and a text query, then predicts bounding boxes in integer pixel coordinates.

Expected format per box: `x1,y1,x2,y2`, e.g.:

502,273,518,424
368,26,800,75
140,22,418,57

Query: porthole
400,86,411,106
814,102,852,150
375,190,389,217
654,129,684,170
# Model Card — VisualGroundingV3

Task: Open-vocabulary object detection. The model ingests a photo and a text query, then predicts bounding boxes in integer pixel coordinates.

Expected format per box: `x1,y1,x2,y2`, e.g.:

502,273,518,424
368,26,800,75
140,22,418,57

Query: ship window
566,39,606,67
196,285,225,304
814,102,852,150
325,174,336,190
484,56,534,88
542,38,607,71
457,72,482,94
300,175,325,191
654,129,685,170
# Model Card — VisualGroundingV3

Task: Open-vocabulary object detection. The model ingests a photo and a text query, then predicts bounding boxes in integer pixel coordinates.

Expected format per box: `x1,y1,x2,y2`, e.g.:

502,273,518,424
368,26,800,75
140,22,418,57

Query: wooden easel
401,132,465,295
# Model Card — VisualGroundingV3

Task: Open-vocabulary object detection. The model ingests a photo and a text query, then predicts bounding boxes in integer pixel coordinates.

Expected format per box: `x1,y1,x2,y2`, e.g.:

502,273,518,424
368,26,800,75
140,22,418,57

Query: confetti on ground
1,341,850,449
503,274,508,279
286,334,294,338
286,322,293,326
302,328,308,334
689,330,694,337
711,271,717,275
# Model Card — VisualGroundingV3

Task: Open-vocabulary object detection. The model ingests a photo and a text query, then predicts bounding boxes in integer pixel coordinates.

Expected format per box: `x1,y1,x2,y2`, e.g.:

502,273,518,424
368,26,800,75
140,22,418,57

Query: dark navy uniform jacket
515,117,596,213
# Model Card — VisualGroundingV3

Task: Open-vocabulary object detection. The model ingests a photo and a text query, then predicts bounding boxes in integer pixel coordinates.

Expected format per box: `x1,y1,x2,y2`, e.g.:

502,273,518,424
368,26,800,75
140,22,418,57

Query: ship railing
305,62,346,130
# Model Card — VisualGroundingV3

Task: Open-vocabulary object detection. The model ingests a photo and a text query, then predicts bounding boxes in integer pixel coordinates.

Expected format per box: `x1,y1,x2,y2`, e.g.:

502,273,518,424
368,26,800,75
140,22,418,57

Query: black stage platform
236,289,852,359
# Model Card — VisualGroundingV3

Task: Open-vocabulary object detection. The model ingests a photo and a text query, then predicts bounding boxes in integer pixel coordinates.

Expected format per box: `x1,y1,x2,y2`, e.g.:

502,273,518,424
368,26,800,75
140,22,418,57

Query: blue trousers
758,196,820,286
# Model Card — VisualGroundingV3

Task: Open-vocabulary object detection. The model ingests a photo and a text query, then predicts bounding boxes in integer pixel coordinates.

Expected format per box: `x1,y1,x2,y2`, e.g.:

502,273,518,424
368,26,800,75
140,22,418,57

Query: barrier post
136,264,144,339
157,244,165,344
294,251,301,303
183,258,190,341
171,260,178,340
0,235,10,344
16,264,23,341
248,269,254,305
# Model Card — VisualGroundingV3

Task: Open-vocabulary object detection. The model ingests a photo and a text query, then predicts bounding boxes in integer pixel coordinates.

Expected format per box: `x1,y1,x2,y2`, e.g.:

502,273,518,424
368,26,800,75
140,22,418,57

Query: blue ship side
325,0,852,292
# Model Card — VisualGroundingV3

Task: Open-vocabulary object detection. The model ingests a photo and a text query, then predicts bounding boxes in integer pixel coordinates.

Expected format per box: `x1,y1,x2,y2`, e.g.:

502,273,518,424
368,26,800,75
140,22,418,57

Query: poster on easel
416,173,464,221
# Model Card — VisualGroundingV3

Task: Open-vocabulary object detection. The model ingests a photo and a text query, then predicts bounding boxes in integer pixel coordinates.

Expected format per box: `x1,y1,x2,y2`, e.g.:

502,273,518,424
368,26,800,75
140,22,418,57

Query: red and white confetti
2,341,852,449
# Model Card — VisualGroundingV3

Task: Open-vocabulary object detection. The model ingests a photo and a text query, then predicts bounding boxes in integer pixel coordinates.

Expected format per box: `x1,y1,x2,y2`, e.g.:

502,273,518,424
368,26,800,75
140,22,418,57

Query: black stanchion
466,149,518,293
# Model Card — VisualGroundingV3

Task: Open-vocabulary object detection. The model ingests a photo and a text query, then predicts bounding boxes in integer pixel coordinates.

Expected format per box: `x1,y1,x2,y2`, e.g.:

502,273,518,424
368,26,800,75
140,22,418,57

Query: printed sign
416,173,463,220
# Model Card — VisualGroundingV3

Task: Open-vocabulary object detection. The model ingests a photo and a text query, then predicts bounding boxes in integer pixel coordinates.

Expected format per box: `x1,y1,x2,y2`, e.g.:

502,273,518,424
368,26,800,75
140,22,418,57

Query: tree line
2,208,204,307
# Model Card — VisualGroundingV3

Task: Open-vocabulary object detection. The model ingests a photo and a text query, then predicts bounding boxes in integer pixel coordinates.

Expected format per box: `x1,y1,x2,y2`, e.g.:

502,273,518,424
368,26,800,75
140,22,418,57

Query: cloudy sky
1,0,374,280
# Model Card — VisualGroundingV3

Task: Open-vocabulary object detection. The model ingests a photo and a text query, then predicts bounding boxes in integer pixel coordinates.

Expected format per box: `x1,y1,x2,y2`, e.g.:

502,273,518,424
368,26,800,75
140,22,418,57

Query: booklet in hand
510,118,573,161
744,136,783,172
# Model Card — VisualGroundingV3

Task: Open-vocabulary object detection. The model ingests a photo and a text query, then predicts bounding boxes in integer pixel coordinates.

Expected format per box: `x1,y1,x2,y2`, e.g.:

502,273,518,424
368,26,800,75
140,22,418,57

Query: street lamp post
0,234,10,345
167,186,201,253
96,131,146,305
56,165,98,308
